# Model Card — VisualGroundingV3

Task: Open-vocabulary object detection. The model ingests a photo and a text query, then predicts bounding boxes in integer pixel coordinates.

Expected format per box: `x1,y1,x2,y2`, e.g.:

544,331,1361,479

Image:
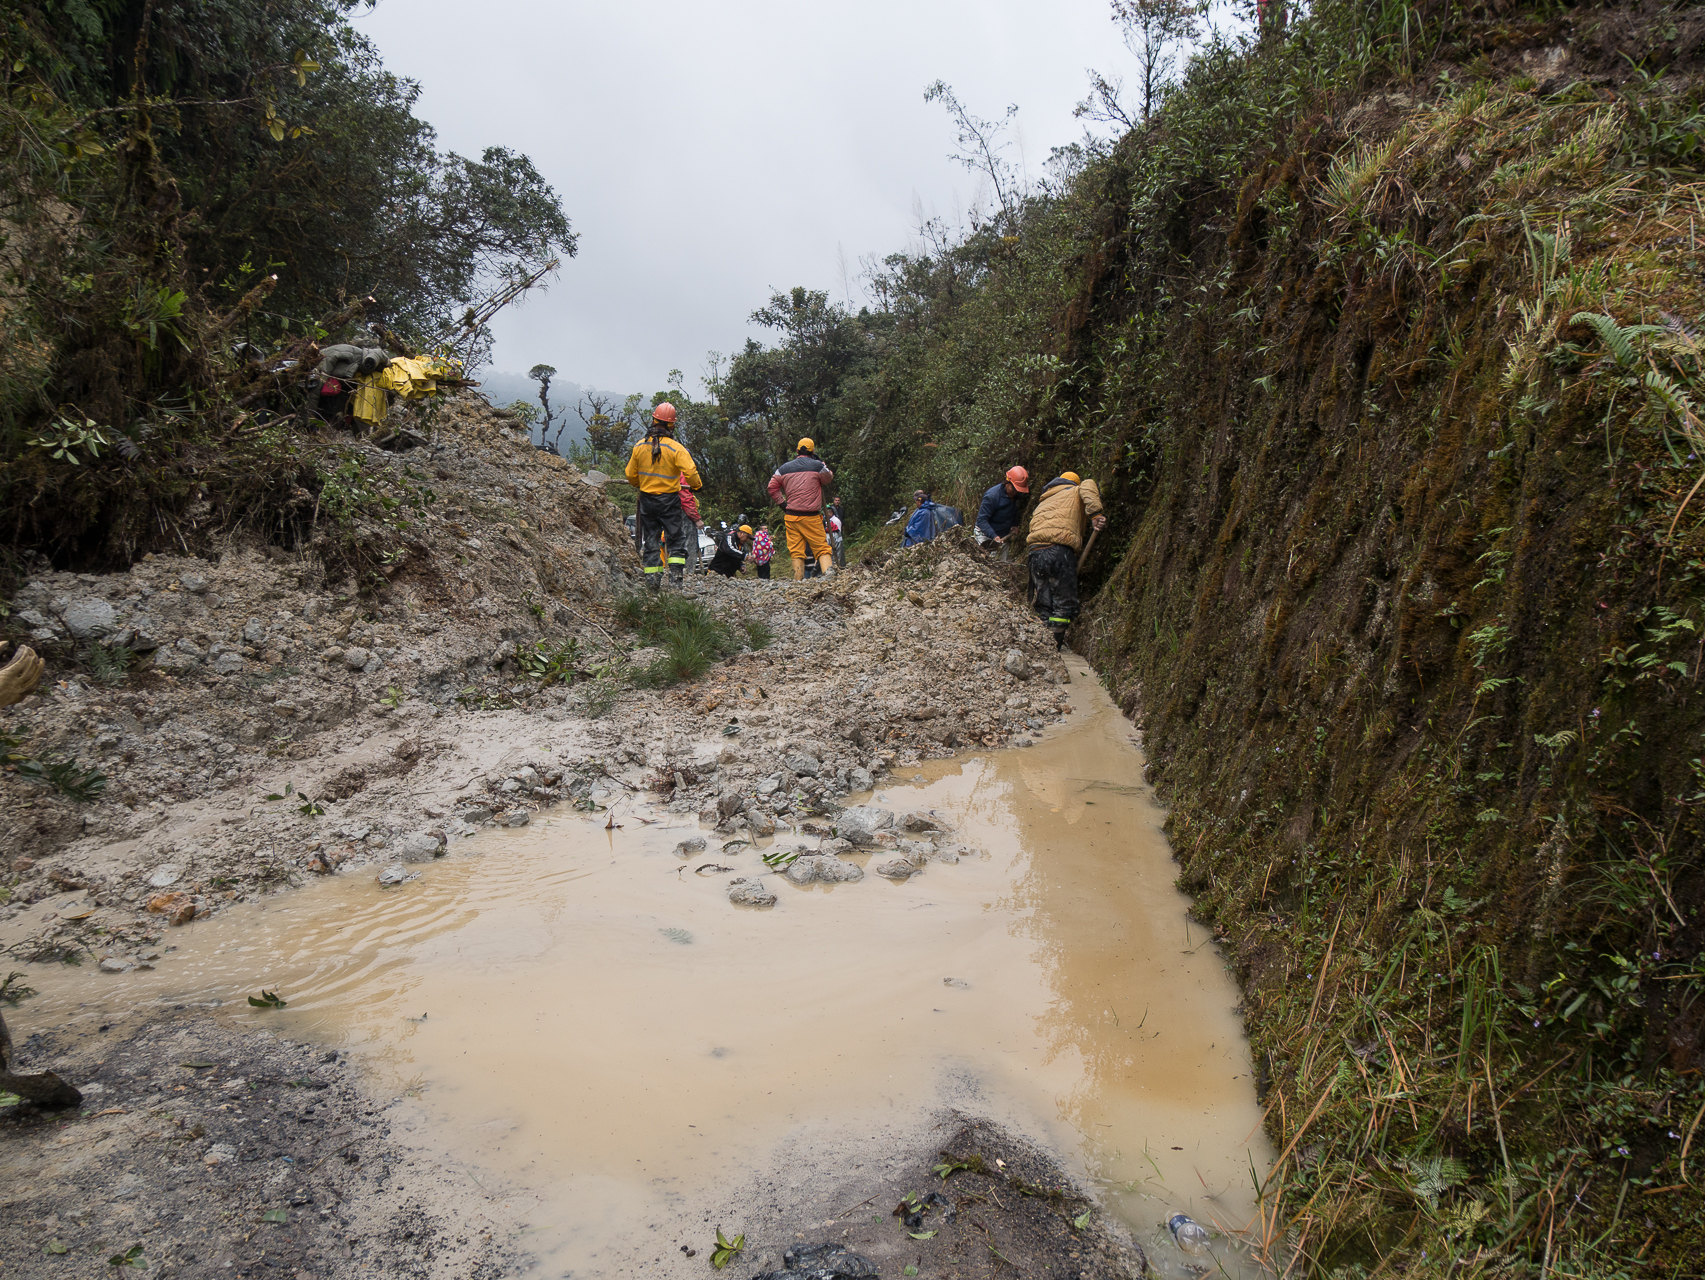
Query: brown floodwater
23,655,1275,1276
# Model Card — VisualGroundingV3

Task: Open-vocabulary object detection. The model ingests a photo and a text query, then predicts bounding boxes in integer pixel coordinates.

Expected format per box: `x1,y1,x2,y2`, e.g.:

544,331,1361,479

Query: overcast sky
353,0,1141,396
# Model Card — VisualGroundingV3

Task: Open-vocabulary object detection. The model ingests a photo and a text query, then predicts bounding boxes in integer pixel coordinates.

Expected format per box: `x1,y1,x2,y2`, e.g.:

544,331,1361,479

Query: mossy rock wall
1074,49,1705,1277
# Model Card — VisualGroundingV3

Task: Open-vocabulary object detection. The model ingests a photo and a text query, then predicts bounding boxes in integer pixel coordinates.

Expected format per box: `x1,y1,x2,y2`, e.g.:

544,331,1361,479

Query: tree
0,0,576,564
1108,0,1206,122
11,1,577,361
923,80,1022,230
528,363,562,451
578,392,635,461
1073,70,1140,133
504,400,542,429
737,287,875,440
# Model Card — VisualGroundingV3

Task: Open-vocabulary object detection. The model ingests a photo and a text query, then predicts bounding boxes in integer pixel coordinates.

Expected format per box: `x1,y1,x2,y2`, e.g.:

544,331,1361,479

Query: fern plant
1568,311,1669,369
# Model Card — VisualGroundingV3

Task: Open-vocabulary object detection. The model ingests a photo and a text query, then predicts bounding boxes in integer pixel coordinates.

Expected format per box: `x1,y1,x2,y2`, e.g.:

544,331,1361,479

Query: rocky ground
693,1117,1151,1280
1,1010,523,1280
1,392,1070,969
2,1005,1147,1280
1,391,1112,1277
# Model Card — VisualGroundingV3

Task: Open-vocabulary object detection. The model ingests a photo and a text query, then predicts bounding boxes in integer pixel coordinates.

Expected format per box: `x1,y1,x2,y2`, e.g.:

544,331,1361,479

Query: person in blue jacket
974,466,1030,561
902,490,938,548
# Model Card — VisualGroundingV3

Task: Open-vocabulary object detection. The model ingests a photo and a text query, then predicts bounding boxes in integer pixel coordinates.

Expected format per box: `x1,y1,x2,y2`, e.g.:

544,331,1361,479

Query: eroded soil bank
2,652,1273,1279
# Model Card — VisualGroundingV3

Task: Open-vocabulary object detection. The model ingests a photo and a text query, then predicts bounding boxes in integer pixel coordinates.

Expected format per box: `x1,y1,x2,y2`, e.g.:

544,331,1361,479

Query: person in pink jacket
678,478,704,574
750,526,775,580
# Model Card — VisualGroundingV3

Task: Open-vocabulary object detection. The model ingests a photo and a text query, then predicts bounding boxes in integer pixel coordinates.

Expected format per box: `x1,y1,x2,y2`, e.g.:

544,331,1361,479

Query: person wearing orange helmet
974,466,1031,561
623,402,702,590
1025,470,1105,649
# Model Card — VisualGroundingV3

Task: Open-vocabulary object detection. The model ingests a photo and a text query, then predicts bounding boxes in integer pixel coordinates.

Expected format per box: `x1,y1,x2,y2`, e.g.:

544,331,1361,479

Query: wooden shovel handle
1077,525,1101,573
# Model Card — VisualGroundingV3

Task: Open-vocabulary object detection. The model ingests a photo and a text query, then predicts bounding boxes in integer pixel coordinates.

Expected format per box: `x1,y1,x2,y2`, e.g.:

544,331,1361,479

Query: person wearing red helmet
974,466,1031,561
623,402,701,590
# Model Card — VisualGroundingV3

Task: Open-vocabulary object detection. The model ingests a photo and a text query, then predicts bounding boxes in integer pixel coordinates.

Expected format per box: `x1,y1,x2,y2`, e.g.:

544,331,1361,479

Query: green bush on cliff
0,1,574,570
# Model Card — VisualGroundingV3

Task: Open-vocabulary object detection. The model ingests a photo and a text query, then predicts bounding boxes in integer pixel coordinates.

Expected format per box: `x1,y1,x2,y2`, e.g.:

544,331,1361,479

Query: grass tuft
616,592,744,688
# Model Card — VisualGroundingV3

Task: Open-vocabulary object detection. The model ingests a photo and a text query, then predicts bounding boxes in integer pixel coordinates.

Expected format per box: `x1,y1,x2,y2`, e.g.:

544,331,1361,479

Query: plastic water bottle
1168,1214,1211,1256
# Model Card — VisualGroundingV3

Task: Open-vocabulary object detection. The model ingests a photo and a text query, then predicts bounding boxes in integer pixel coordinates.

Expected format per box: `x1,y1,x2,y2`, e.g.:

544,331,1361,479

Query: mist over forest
475,371,635,451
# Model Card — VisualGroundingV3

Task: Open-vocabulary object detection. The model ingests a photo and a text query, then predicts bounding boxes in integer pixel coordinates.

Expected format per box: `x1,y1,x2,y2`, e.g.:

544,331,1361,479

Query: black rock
752,1241,880,1279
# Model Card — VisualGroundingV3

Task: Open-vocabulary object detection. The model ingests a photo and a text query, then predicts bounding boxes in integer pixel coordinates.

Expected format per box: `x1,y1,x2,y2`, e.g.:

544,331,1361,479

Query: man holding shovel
1024,471,1105,649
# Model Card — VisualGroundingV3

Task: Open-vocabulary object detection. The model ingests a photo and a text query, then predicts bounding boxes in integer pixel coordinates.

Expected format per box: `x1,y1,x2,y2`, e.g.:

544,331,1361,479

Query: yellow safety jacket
625,435,703,495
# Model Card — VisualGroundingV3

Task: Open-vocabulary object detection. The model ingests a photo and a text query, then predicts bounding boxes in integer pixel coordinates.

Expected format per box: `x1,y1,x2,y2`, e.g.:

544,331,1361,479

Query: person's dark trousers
638,491,690,589
1027,544,1079,647
755,562,771,579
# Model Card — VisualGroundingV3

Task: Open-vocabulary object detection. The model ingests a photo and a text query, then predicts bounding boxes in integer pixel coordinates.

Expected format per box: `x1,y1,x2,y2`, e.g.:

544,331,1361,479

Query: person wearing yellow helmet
1024,471,1105,649
766,438,835,578
707,523,755,577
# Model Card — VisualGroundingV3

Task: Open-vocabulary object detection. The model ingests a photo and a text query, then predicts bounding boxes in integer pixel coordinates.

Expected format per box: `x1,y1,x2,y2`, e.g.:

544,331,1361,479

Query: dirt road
1,395,1150,1277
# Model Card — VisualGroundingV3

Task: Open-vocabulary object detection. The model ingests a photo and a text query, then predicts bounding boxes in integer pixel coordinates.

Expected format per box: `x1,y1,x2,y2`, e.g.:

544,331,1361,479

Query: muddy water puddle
24,655,1274,1276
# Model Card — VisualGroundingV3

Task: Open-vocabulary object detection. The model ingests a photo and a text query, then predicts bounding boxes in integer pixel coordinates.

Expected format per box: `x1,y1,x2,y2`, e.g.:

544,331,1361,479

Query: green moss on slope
1072,11,1705,1276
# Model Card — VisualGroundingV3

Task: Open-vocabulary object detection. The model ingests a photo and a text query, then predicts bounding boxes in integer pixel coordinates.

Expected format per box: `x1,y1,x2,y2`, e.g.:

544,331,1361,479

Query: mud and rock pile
1,392,1070,975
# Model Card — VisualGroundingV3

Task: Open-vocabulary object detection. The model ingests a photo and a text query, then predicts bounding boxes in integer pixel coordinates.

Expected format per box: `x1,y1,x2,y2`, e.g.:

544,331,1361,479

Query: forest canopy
0,0,574,562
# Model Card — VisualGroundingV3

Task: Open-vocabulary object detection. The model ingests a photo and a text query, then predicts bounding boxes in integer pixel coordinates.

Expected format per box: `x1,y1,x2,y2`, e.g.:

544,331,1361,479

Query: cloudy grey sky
354,0,1138,396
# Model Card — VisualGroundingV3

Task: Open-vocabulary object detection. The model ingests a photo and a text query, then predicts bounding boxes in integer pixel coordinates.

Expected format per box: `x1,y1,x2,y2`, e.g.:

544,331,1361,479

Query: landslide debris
1,389,1069,1011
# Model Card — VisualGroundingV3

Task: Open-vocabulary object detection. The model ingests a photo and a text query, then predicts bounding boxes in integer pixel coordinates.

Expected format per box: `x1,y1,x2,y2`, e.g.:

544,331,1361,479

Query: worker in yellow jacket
1025,471,1104,648
624,403,703,590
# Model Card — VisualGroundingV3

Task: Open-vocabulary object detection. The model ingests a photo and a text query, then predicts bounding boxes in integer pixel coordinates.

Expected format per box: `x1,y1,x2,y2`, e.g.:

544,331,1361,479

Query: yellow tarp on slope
351,356,461,425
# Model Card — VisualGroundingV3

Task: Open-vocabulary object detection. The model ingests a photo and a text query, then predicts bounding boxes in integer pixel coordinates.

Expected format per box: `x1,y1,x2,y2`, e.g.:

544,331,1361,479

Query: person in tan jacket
1024,472,1105,648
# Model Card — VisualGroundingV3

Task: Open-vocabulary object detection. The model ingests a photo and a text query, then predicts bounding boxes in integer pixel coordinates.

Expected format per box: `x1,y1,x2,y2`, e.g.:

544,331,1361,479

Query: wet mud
4,655,1274,1278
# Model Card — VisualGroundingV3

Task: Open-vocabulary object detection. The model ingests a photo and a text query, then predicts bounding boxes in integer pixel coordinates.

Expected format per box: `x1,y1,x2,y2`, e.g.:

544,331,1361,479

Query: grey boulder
834,805,895,845
727,877,777,908
782,751,821,777
784,854,864,885
755,1242,880,1279
63,598,117,640
900,810,951,833
400,833,445,863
